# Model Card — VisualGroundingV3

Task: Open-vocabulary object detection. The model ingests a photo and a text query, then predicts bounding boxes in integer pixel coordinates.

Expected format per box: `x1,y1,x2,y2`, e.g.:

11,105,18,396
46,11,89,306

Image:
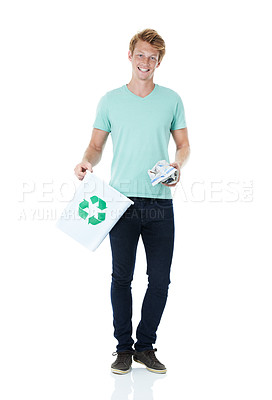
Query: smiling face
128,39,161,82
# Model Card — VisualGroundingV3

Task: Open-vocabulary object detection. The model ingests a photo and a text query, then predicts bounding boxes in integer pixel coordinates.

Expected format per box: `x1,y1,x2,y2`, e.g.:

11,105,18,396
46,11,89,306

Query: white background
1,0,272,399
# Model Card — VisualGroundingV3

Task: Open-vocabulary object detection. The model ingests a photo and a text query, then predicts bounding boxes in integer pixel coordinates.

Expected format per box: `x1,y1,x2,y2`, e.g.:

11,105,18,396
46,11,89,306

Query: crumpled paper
147,160,179,186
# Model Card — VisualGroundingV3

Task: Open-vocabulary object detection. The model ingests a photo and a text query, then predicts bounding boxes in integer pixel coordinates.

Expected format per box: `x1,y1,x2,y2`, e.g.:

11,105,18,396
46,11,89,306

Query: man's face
128,40,161,81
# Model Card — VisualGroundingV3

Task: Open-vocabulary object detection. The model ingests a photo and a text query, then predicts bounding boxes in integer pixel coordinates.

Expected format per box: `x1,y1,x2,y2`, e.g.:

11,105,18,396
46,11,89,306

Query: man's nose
140,56,150,66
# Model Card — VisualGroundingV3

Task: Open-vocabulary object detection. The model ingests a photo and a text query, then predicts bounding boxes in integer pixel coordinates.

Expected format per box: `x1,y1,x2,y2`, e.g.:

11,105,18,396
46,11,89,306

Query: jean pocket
154,199,173,208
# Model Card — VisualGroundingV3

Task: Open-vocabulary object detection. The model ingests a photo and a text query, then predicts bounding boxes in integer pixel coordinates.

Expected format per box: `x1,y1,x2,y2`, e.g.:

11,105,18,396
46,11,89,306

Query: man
74,29,190,374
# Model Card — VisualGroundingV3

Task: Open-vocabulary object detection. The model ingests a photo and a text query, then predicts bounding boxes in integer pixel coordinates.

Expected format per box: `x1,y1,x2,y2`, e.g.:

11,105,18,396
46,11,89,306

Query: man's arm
162,127,190,187
74,128,109,180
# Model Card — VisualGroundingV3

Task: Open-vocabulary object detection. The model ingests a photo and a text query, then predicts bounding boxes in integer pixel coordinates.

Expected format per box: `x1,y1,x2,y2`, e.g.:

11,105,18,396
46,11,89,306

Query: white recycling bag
57,171,134,251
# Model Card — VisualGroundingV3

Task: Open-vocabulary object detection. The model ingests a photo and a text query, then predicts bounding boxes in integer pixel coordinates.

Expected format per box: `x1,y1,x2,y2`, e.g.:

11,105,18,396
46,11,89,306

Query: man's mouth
138,67,150,72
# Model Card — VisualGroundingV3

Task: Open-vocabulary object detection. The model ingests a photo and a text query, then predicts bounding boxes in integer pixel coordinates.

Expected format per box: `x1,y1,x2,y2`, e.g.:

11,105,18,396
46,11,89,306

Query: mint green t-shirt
93,83,186,199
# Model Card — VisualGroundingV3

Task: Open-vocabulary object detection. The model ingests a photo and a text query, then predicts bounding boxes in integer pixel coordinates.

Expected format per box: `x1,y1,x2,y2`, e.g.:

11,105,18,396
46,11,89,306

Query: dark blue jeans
109,197,175,352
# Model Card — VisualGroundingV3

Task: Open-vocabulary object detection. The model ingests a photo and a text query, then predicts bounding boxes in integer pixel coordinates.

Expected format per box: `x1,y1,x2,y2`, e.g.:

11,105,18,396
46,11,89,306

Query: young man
74,29,190,374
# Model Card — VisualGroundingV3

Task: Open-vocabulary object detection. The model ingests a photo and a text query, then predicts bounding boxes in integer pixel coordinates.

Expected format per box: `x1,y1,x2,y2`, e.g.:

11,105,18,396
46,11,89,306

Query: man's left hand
161,162,180,187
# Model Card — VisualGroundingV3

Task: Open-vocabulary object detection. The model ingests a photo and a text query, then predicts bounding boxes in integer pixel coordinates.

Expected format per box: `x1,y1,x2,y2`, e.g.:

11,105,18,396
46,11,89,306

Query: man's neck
126,79,155,98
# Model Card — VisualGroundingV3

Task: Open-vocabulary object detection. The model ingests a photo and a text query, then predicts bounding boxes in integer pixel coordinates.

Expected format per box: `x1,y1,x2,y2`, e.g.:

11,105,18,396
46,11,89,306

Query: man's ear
128,50,132,62
156,61,161,68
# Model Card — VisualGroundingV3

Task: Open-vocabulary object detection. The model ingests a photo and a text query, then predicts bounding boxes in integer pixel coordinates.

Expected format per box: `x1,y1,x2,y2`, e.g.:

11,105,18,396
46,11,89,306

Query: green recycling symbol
78,195,107,225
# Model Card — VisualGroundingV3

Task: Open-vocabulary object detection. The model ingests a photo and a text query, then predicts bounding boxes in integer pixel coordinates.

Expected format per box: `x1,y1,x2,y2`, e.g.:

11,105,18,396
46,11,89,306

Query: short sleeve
170,95,186,131
93,94,111,133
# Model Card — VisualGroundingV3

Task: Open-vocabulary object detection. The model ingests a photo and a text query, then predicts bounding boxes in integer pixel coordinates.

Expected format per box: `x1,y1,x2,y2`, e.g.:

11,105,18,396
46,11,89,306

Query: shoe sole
111,367,131,375
133,358,167,374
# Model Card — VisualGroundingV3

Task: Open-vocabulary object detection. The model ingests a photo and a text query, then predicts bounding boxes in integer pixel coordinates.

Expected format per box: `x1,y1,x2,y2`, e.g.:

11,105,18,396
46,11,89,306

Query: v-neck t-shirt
92,83,186,199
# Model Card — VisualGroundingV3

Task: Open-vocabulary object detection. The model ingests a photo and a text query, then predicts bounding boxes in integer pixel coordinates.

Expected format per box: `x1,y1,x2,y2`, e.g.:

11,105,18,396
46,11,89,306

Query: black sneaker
111,350,134,374
133,349,167,374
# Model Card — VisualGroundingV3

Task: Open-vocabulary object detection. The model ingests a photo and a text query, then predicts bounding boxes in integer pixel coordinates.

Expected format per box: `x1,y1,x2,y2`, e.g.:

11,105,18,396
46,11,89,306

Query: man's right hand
74,161,93,180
